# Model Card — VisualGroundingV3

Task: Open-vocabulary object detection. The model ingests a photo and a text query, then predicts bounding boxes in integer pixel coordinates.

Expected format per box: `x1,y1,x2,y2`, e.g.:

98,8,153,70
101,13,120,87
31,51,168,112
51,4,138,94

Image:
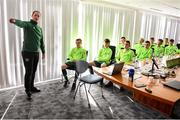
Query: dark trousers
22,51,39,92
62,62,79,82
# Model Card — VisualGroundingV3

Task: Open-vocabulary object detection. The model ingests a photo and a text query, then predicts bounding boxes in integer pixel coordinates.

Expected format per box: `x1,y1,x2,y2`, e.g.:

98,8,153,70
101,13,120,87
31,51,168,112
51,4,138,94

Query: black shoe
120,87,124,91
100,79,104,87
31,87,41,93
25,91,32,99
105,81,113,87
64,80,69,88
71,82,76,91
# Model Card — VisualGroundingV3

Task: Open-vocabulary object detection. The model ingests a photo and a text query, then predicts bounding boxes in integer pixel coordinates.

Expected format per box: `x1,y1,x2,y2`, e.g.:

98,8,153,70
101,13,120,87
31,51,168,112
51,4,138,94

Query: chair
109,45,116,65
61,51,88,84
74,60,104,108
130,49,136,56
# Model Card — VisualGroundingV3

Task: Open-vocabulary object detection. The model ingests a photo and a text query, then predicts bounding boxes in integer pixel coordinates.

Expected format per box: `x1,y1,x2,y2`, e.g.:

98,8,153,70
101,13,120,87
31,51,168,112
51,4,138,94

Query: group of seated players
61,37,180,89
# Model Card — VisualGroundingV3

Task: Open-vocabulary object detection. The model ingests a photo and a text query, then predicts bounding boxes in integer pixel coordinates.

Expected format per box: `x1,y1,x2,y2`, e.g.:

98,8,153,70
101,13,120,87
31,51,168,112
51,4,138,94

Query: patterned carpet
0,79,169,119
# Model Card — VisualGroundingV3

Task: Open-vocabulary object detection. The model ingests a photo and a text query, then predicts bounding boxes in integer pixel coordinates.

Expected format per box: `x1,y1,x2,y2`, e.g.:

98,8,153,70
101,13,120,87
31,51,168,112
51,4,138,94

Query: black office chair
109,45,116,65
130,49,136,56
74,60,104,108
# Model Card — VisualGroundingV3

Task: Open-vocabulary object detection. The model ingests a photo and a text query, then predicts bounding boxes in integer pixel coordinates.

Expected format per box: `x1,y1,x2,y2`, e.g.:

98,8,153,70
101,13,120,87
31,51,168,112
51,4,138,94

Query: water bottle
134,58,139,69
128,69,135,82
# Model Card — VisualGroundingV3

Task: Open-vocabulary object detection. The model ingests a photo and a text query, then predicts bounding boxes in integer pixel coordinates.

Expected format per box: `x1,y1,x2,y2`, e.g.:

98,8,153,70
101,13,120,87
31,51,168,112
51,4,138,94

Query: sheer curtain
0,0,180,89
0,0,63,89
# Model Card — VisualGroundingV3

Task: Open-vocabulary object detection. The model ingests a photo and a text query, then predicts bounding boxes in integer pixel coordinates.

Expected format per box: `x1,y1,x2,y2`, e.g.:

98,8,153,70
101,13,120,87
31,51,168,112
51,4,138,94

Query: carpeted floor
0,79,169,119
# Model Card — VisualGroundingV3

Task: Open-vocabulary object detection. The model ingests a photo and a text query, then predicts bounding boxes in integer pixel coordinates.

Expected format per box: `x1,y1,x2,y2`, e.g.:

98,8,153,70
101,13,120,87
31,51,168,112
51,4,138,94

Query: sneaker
31,87,41,93
105,81,113,87
25,90,32,99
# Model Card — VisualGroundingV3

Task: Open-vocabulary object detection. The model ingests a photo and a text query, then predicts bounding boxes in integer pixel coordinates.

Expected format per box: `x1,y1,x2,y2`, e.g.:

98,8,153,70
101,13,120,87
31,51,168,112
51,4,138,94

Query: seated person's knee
61,64,68,69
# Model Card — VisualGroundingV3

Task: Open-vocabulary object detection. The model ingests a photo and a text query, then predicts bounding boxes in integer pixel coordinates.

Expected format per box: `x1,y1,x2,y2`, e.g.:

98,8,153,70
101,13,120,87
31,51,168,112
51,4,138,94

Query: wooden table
93,66,180,116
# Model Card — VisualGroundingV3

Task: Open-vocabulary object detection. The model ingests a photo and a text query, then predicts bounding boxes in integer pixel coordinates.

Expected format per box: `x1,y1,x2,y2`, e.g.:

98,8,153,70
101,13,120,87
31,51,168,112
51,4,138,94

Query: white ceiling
102,0,180,18
98,0,180,18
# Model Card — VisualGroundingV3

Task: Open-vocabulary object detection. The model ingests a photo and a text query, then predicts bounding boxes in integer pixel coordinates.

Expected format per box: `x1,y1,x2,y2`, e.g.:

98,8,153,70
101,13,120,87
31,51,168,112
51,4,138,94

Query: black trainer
105,81,113,87
31,87,41,93
25,90,32,100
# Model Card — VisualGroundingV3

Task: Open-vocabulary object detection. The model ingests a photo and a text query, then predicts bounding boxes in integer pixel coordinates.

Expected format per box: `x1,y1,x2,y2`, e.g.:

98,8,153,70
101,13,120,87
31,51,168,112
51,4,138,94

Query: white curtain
0,0,63,89
0,0,180,89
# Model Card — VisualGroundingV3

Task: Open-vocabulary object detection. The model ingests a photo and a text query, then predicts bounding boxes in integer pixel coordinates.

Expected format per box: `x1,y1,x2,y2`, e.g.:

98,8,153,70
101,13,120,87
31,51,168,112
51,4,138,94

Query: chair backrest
109,45,116,60
76,60,89,74
131,49,136,56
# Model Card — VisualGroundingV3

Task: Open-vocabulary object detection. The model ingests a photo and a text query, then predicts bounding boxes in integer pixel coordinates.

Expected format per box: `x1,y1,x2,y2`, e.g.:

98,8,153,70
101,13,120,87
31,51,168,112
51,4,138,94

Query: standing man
9,11,45,99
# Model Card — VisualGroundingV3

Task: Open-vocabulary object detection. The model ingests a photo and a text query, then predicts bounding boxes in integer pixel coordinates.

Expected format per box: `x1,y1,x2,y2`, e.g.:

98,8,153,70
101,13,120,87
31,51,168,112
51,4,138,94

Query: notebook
103,62,124,76
163,80,180,91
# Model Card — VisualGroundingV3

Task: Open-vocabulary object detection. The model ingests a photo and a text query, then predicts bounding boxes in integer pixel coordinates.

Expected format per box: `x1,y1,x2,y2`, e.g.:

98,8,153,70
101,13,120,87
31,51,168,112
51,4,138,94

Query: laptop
103,62,124,76
163,80,180,91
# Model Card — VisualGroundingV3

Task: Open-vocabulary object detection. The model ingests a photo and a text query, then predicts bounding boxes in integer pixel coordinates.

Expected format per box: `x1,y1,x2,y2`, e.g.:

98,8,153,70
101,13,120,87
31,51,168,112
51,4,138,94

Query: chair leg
84,84,90,108
101,83,104,98
88,84,91,92
74,81,81,99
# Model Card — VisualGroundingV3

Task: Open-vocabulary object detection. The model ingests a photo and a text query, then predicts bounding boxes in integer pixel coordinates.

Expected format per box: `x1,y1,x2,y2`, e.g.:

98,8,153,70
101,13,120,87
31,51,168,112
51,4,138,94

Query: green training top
68,47,87,62
14,19,45,53
150,43,157,49
116,43,124,54
134,43,144,57
164,45,179,55
138,47,152,60
154,45,165,57
97,47,112,64
116,48,134,64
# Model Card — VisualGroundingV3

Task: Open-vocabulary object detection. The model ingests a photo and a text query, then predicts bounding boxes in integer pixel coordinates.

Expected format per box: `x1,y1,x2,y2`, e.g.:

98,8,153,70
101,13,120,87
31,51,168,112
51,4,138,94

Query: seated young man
116,37,126,54
164,39,180,55
106,40,135,87
134,38,144,58
138,40,152,60
150,37,156,49
116,40,135,64
88,39,112,73
163,38,169,47
154,39,165,57
61,38,87,88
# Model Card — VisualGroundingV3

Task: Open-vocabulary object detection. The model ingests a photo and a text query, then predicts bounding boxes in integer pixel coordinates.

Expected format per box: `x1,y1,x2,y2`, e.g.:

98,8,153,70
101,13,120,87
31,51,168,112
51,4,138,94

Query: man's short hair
170,39,174,43
104,38,110,43
158,39,163,42
76,38,82,42
150,37,154,40
145,40,150,44
32,10,40,15
165,38,168,40
125,40,130,45
121,37,126,39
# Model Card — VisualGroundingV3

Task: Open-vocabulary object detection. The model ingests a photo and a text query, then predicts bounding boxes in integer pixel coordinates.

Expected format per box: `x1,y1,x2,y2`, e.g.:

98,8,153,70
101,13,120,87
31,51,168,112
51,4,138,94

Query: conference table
93,58,180,116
